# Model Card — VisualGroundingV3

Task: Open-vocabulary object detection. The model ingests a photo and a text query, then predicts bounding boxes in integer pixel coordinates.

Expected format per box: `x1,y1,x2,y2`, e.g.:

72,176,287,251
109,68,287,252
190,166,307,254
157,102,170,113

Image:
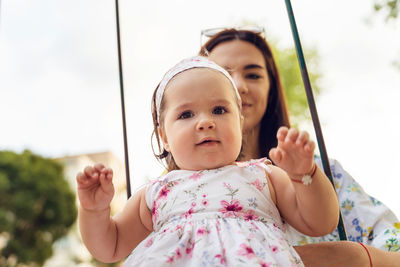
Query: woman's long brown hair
200,29,290,157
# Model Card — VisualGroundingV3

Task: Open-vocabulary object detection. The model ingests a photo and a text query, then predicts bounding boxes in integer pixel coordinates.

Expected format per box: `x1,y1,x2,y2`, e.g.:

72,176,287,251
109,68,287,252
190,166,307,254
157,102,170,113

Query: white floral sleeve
286,156,400,252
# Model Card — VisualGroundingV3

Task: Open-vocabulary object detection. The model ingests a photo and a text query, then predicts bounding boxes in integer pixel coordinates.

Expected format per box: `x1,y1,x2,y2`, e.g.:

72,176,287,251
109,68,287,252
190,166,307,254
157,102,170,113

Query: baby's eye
213,106,227,115
178,111,193,119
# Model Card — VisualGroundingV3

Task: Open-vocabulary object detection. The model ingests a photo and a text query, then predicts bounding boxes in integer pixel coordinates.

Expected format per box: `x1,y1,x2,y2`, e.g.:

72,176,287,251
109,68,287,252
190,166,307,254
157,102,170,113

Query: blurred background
0,0,399,265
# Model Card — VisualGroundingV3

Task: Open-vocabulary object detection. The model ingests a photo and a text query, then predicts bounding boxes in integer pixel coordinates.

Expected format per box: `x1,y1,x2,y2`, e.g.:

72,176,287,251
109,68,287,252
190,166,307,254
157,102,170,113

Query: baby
77,56,339,266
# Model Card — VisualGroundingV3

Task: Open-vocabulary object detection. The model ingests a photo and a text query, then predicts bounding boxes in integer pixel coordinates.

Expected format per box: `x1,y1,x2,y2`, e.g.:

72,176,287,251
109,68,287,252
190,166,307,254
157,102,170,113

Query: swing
113,0,348,241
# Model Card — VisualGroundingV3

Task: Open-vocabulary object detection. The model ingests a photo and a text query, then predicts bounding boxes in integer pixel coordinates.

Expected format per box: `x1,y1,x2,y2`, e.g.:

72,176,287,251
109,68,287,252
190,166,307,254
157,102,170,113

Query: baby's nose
196,117,215,130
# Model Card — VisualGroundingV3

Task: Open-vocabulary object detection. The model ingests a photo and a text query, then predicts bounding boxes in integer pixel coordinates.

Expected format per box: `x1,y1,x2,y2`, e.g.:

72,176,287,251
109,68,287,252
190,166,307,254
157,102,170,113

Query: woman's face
208,40,270,133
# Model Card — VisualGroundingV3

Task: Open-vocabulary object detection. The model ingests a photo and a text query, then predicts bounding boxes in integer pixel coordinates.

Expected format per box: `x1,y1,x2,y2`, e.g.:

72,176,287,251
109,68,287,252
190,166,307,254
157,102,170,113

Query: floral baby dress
124,159,304,266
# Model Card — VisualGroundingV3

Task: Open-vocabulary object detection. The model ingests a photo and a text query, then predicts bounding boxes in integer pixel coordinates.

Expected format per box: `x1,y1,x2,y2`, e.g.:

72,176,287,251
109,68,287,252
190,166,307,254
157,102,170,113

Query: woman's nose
232,74,248,94
196,116,215,131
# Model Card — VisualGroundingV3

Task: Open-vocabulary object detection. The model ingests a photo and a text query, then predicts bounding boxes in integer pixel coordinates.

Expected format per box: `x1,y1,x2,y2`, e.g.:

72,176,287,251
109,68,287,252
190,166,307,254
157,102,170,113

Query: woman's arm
325,157,400,251
294,241,400,267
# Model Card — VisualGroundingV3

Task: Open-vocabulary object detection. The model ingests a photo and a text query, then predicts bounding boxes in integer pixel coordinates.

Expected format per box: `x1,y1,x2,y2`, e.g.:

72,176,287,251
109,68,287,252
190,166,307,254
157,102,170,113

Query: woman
199,28,400,266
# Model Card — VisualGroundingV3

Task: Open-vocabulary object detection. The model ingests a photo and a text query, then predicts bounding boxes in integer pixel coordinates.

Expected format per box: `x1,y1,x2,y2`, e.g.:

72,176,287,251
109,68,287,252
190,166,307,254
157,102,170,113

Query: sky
1,0,400,217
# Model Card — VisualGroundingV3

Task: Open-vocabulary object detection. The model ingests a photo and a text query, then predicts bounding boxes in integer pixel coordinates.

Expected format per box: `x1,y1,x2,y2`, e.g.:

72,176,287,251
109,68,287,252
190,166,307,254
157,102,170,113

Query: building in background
44,151,127,266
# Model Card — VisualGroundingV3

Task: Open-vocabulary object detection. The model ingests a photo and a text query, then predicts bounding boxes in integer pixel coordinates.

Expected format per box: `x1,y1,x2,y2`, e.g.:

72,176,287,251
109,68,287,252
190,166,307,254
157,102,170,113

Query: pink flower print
152,201,159,222
273,223,282,230
189,172,203,181
216,220,221,233
196,227,209,236
201,194,209,206
250,221,260,230
166,255,174,264
186,241,195,257
184,207,195,219
215,248,226,264
269,245,279,253
251,178,264,191
175,248,182,259
218,199,243,217
237,243,256,259
243,210,259,221
223,182,232,190
144,237,153,247
260,261,272,267
186,246,192,256
157,185,170,200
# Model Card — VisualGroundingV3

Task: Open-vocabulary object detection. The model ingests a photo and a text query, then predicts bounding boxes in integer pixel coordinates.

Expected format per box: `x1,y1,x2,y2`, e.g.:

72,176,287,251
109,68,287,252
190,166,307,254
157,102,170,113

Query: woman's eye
178,111,193,119
246,73,261,80
213,106,227,115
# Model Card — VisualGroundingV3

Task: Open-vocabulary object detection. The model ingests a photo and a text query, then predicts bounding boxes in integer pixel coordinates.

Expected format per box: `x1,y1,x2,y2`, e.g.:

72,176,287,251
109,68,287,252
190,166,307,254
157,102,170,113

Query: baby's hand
76,163,114,211
269,127,315,177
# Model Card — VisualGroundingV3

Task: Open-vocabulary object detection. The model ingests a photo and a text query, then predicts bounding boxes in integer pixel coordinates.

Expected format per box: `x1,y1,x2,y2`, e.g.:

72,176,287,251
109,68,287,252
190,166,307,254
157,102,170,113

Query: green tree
374,0,400,21
373,0,400,70
0,150,77,266
271,41,322,124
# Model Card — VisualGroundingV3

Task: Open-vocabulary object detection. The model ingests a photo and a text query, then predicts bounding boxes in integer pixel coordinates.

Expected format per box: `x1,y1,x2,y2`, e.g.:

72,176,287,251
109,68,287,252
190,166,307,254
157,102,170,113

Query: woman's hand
76,164,114,211
269,126,315,178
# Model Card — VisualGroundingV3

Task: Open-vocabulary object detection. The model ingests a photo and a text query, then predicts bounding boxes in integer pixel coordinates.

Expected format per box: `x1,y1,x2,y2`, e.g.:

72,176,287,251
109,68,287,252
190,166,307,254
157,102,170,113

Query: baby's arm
268,127,339,237
77,164,152,263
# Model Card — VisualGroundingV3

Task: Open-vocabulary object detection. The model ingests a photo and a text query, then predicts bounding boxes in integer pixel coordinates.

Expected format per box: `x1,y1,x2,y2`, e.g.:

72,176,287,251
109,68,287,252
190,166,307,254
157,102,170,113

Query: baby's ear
158,127,170,152
239,114,244,132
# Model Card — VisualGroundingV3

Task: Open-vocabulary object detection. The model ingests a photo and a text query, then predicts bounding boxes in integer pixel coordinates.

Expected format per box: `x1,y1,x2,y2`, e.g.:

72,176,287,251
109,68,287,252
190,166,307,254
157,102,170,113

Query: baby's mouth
197,139,220,145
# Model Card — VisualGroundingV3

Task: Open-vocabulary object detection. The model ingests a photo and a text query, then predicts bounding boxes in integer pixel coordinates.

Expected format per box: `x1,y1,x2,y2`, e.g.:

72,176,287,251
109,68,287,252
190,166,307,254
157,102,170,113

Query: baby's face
159,68,243,171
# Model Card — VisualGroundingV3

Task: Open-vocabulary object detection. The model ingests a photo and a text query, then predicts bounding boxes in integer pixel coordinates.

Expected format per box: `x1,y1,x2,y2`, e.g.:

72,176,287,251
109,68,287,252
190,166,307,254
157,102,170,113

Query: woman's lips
242,103,251,110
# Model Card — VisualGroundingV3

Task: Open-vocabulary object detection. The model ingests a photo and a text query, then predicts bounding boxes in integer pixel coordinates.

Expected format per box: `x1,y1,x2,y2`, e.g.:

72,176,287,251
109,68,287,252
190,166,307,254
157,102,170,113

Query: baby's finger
304,140,315,153
296,131,310,146
286,128,299,143
269,148,282,165
99,171,114,194
94,163,106,172
76,172,88,184
105,168,113,180
84,166,97,178
277,127,289,142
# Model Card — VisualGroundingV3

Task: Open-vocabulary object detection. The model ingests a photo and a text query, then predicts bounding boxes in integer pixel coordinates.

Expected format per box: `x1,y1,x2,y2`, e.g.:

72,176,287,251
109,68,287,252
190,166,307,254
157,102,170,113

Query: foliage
271,41,322,125
0,150,77,266
374,0,400,21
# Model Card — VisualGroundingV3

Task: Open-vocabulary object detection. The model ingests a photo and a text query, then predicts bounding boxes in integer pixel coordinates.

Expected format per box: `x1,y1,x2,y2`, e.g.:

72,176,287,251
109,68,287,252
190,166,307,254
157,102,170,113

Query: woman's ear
158,127,170,152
